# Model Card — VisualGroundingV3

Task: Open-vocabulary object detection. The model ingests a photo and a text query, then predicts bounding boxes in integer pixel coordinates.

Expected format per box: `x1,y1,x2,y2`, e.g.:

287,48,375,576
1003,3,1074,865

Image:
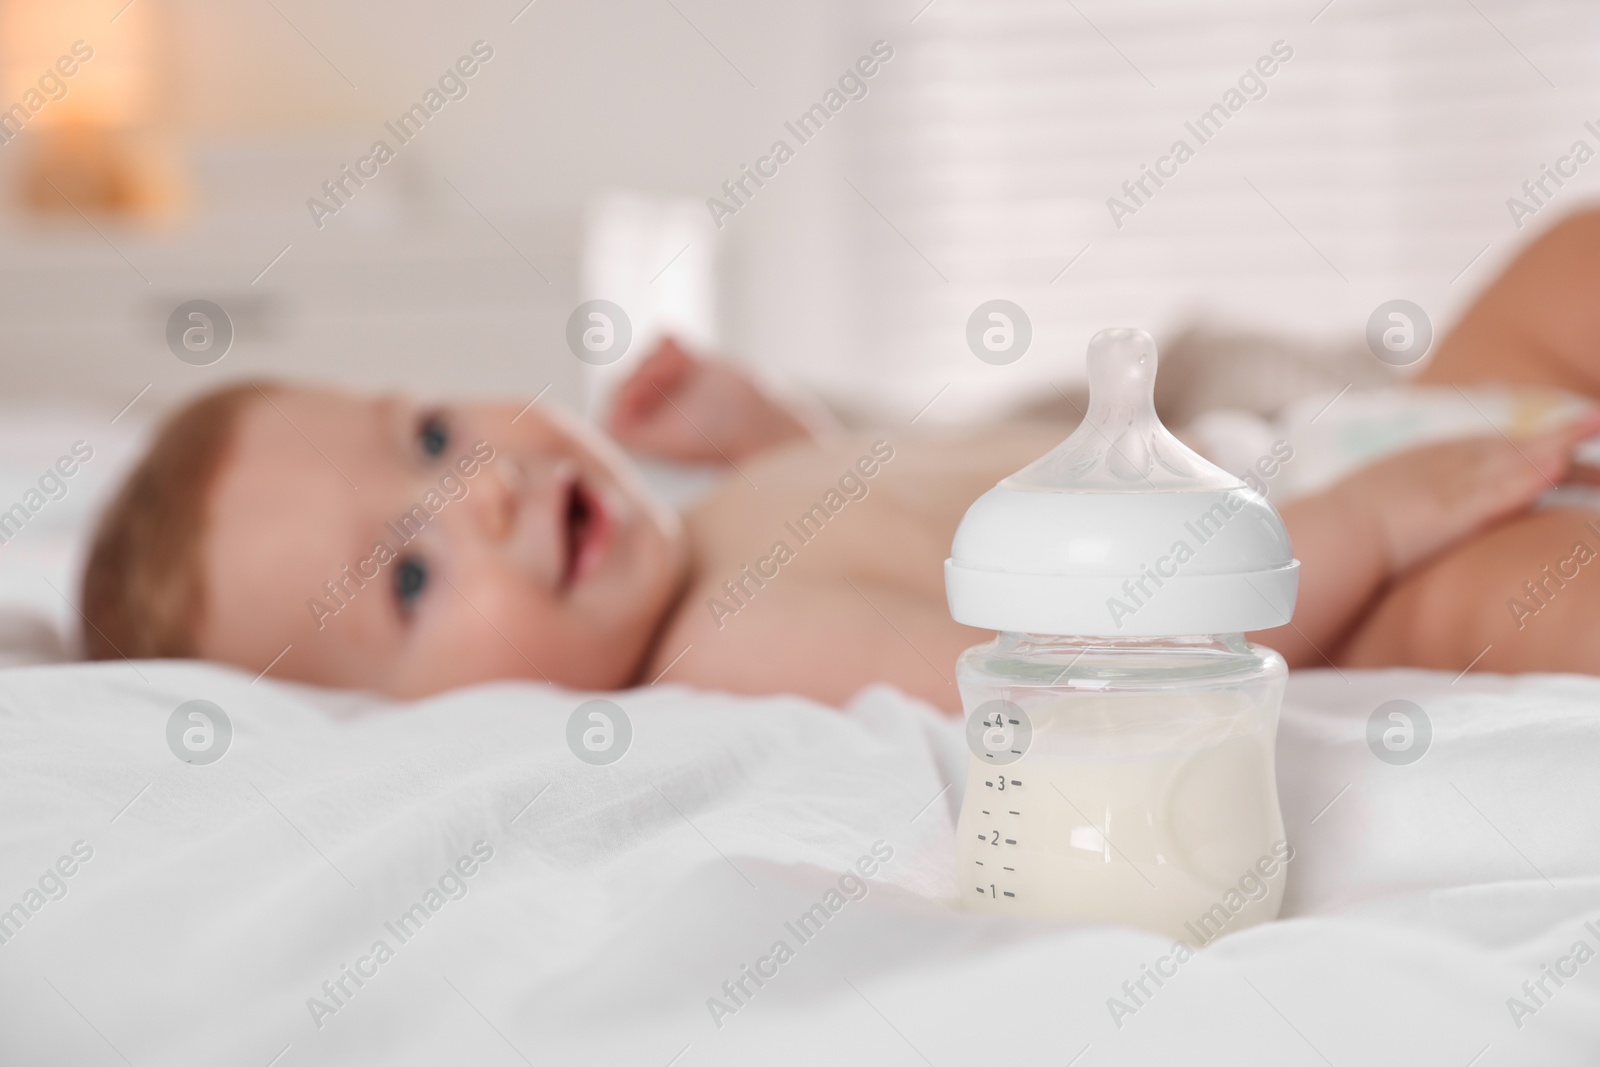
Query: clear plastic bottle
944,329,1299,942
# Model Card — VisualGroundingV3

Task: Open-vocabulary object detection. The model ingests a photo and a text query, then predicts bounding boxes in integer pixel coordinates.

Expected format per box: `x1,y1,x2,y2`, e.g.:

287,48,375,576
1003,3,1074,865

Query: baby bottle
945,328,1299,943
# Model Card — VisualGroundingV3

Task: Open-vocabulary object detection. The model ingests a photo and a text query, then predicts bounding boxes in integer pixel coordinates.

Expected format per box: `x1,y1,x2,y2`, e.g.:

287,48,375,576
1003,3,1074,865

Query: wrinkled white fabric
0,662,1595,1065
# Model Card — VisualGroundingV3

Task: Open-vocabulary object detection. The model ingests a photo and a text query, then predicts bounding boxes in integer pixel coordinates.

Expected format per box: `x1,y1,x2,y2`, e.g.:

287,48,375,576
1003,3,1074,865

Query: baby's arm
606,338,831,464
1253,414,1600,666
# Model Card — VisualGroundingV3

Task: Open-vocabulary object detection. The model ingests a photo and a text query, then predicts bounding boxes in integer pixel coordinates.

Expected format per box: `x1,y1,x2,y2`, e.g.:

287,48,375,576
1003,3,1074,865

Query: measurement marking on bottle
1008,811,1019,815
975,860,984,866
1004,838,1016,845
1002,866,1014,872
982,809,990,815
1003,891,1015,898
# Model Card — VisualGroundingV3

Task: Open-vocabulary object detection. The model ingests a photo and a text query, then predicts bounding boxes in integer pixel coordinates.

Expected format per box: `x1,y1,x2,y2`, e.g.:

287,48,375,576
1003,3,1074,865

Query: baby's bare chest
689,441,963,590
641,429,1058,681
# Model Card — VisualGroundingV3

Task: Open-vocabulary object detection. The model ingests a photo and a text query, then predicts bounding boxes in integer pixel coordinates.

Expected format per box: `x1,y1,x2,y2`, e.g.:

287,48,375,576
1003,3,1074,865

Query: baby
80,211,1600,712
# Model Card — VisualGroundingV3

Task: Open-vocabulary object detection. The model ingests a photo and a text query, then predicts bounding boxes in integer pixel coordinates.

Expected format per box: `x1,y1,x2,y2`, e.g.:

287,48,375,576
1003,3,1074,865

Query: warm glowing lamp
0,0,175,217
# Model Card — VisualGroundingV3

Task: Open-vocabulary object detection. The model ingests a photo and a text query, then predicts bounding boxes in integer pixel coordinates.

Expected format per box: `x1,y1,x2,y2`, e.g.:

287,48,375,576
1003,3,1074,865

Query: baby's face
198,387,687,697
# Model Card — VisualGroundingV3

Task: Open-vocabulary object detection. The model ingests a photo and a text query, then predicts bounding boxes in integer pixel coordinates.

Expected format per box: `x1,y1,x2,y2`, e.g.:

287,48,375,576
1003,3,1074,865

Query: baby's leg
1339,507,1600,673
1419,208,1600,398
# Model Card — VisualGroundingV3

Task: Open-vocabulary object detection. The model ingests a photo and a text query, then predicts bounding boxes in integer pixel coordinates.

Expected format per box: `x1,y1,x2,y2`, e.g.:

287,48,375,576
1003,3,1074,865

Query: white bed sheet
0,663,1596,1065
0,405,149,664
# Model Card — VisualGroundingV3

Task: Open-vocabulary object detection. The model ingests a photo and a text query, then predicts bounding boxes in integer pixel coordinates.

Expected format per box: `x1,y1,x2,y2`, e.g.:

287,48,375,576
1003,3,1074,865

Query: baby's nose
468,454,572,543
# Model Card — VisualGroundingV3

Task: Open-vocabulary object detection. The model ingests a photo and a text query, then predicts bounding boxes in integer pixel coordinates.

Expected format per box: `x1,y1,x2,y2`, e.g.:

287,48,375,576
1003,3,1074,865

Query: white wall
1,0,1597,424
0,0,849,415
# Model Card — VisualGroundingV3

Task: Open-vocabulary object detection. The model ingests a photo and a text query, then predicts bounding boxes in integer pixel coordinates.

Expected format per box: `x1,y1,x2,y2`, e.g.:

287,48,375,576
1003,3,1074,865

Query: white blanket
0,662,1596,1065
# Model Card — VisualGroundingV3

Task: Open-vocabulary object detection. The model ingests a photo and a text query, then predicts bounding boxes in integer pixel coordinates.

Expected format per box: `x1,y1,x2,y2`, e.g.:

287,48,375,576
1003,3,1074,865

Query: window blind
779,0,1600,420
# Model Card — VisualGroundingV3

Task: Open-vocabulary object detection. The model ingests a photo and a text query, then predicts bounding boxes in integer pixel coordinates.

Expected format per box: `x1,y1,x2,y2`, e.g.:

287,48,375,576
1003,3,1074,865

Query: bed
0,657,1596,1065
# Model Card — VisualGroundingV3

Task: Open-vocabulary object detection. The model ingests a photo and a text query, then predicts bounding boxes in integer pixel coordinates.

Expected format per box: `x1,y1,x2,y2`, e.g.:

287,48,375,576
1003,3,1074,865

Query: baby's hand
1336,413,1600,574
605,338,817,464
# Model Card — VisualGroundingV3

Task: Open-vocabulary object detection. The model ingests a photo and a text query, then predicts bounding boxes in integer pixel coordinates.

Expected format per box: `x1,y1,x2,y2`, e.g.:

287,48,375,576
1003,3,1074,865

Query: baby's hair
80,381,272,661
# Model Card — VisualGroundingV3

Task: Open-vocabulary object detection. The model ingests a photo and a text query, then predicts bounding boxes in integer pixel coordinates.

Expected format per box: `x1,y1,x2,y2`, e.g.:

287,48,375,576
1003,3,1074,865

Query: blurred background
1,0,1599,640
2,0,1599,416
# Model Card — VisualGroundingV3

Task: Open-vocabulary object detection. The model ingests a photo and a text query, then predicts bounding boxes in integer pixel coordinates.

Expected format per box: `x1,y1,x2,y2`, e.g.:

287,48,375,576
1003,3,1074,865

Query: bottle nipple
1003,328,1241,492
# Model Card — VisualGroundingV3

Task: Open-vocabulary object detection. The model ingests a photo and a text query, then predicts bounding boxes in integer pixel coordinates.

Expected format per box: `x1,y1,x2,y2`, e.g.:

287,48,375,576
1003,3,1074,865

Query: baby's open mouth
561,477,610,589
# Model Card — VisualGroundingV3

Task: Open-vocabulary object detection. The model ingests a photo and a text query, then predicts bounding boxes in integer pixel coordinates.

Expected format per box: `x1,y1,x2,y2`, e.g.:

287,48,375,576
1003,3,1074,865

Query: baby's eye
416,412,450,459
394,557,428,611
